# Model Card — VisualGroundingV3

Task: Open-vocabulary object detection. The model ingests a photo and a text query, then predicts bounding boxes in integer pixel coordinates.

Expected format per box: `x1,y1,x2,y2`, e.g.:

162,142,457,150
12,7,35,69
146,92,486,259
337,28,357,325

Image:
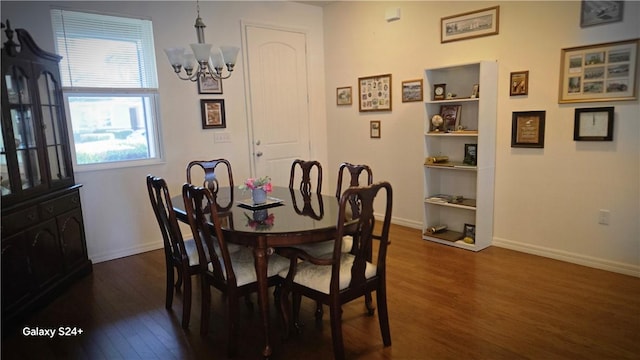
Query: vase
253,209,268,222
252,188,267,204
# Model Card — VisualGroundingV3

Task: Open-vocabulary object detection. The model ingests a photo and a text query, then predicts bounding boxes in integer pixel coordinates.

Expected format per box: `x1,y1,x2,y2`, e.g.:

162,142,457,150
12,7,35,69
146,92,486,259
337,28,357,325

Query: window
51,9,162,169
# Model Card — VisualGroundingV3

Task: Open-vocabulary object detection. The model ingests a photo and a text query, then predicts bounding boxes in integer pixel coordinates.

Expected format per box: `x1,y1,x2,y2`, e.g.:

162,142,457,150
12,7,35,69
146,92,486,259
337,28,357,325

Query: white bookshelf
422,61,497,251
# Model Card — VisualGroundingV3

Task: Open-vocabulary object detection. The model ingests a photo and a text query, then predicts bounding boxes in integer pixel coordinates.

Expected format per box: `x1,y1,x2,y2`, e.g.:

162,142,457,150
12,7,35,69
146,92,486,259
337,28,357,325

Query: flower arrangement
239,176,272,193
244,210,275,231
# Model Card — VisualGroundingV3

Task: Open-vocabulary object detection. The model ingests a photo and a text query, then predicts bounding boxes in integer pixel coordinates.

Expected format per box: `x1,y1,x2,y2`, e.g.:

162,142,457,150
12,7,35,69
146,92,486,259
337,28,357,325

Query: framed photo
440,104,461,132
370,120,381,138
198,76,223,94
200,99,226,129
511,111,545,148
471,84,479,98
463,144,477,166
402,79,423,102
510,71,529,96
463,223,476,240
441,6,500,43
358,74,392,112
558,39,638,103
336,86,352,105
580,1,624,28
574,107,614,141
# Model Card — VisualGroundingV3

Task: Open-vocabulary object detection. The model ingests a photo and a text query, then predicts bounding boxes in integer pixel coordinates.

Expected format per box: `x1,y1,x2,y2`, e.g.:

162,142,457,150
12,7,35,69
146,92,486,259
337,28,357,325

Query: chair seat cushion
292,235,353,257
184,238,199,266
208,247,290,286
278,252,376,294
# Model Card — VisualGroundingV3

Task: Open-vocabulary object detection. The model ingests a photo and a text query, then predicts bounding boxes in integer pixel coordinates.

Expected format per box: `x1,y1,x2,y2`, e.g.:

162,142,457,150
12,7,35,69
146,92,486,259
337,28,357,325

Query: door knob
256,151,263,157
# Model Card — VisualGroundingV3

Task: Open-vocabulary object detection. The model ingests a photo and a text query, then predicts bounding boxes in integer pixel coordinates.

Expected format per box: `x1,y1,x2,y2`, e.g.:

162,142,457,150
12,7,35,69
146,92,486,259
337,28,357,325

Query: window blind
51,9,158,89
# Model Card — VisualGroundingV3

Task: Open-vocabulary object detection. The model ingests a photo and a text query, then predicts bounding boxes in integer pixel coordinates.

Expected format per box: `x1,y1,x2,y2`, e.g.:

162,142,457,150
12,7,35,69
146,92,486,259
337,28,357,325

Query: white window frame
51,8,164,171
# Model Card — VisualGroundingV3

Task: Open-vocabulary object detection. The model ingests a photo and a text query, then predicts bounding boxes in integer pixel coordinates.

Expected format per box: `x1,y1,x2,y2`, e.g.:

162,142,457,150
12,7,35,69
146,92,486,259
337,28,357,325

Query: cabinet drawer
39,191,81,220
1,206,39,233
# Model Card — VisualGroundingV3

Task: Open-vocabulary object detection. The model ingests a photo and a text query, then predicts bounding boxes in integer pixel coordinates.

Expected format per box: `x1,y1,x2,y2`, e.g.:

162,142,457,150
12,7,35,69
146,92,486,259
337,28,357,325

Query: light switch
214,132,231,143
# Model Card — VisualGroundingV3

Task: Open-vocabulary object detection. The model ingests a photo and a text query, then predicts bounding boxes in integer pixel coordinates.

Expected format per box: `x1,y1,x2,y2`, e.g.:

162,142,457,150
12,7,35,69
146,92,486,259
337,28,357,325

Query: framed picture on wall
358,74,392,112
510,71,529,96
580,1,624,28
336,86,352,105
370,120,381,138
201,99,226,129
441,6,500,43
198,76,223,94
511,110,545,148
574,107,614,141
402,79,423,102
558,39,639,103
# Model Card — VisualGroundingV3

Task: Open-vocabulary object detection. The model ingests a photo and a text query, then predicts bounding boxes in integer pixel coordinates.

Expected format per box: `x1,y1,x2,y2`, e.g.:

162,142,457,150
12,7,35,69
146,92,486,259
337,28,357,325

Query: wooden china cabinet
1,21,92,331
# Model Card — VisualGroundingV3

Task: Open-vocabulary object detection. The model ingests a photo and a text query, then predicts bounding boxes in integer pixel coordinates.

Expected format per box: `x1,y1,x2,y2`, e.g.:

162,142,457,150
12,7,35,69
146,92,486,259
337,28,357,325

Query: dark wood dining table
172,186,345,358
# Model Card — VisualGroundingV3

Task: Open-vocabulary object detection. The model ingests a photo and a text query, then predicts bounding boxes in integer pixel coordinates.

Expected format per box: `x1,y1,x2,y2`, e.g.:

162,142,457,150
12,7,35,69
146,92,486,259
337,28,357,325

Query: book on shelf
426,194,476,208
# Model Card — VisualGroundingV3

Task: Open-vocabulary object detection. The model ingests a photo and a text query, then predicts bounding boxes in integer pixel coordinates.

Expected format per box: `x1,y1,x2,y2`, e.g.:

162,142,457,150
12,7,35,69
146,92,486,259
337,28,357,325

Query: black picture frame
463,223,476,240
464,144,477,166
200,99,226,129
574,107,614,141
511,111,546,148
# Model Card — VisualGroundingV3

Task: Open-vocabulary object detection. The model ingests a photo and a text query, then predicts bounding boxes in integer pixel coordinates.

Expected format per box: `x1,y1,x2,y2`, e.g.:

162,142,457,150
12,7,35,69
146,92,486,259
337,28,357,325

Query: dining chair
335,162,373,213
181,183,290,357
186,158,234,210
278,182,393,360
146,174,199,329
289,159,323,194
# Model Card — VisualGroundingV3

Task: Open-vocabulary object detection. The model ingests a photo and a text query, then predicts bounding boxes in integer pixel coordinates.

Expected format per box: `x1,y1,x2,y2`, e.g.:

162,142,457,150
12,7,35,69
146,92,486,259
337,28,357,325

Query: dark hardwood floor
2,224,639,359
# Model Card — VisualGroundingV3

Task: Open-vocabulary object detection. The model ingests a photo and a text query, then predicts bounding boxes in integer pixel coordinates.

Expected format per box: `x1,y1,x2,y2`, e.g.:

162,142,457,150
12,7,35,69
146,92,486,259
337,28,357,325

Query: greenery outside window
51,9,162,169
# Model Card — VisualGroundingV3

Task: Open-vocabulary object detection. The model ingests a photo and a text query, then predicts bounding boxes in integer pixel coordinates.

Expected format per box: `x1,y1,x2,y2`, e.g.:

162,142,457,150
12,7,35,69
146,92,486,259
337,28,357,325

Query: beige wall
322,1,639,275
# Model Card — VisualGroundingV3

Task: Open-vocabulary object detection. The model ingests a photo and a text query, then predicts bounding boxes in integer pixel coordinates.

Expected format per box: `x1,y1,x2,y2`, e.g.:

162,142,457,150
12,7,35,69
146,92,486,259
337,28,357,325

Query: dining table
172,185,348,358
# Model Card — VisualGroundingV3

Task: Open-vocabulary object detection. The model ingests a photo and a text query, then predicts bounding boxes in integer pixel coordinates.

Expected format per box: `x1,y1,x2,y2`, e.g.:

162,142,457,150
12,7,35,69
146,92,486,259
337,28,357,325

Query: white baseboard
89,240,164,264
493,237,640,278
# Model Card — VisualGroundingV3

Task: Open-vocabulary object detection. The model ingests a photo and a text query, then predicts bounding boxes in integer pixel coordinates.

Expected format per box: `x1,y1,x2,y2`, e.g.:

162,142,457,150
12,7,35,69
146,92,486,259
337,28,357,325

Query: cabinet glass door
39,72,69,182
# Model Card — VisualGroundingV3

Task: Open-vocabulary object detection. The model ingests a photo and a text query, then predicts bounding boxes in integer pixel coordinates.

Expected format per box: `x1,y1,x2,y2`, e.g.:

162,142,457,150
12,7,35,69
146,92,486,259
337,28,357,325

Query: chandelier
164,1,239,81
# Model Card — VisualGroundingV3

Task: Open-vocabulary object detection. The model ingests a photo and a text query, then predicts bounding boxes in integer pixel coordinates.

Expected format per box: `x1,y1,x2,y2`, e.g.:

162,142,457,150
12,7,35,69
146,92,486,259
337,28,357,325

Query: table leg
253,237,272,358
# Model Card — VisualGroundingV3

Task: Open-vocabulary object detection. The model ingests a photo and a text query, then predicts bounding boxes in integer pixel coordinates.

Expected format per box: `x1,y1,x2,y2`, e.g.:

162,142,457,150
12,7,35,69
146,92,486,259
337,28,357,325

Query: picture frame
370,120,381,138
336,86,352,105
511,111,545,148
510,71,529,96
574,107,614,141
198,76,223,94
558,39,639,103
463,223,476,240
440,104,462,132
200,99,226,129
441,6,500,43
402,79,423,102
358,74,392,112
580,1,624,28
463,144,477,166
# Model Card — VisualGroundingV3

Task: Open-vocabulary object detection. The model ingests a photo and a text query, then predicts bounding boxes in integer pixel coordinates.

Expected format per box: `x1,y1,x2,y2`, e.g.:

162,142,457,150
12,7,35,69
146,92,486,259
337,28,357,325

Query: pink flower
263,182,272,193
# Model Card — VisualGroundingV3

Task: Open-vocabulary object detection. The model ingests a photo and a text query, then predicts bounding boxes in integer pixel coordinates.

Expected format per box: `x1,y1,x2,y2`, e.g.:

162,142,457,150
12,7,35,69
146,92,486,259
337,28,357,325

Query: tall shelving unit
422,61,497,251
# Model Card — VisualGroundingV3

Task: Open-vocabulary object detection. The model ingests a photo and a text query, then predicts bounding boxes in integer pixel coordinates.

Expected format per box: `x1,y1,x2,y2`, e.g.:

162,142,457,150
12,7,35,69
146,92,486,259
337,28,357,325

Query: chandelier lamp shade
164,1,239,81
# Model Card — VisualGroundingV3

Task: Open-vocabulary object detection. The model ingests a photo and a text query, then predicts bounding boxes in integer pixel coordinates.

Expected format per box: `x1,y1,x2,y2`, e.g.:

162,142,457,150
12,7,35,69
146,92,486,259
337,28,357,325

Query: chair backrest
331,182,392,295
186,159,234,210
182,183,237,287
335,162,373,199
289,159,322,194
186,159,234,195
289,188,324,220
146,175,189,265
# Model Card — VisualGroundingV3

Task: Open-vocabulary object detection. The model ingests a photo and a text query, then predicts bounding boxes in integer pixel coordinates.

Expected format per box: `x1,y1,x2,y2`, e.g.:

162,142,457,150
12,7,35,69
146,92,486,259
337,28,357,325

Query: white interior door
243,24,310,187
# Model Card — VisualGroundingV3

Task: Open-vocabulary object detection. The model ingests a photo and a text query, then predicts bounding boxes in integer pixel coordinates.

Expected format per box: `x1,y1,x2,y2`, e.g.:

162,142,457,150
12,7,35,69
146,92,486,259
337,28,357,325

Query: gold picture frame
558,39,639,103
358,74,392,112
441,6,500,43
510,71,529,96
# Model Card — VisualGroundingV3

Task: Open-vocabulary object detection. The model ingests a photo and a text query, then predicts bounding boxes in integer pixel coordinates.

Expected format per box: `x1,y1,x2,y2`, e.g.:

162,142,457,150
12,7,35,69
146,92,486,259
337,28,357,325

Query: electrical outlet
598,209,610,225
214,132,231,143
